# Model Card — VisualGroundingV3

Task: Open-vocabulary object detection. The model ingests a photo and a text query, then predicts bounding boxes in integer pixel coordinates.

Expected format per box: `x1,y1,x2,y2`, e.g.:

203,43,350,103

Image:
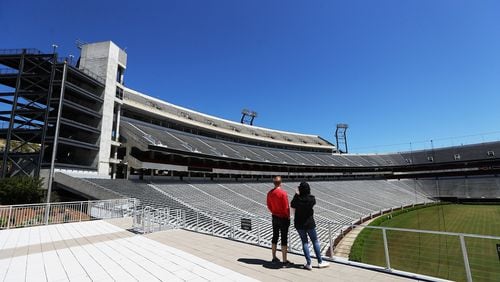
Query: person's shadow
237,258,302,270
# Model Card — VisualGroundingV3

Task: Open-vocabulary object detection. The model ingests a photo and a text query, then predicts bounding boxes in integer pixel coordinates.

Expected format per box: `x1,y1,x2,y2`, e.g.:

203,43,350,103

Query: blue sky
1,0,500,152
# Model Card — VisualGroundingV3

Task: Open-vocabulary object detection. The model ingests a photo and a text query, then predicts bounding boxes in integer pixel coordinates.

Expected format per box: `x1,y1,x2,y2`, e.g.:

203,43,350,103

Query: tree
0,176,44,205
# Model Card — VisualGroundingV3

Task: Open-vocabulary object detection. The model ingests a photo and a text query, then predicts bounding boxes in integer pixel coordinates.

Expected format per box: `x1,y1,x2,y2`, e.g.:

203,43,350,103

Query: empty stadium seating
123,88,331,147
86,178,432,254
399,177,500,199
120,117,500,168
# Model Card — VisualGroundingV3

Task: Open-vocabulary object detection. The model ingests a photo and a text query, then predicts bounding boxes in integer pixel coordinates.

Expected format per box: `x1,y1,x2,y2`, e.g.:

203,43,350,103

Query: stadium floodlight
335,123,349,154
51,44,58,53
241,109,258,125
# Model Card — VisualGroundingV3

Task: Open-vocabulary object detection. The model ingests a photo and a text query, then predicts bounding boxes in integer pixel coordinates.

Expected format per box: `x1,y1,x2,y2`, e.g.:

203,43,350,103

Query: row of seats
123,90,329,146
399,177,500,199
87,178,432,254
121,118,408,167
121,118,500,168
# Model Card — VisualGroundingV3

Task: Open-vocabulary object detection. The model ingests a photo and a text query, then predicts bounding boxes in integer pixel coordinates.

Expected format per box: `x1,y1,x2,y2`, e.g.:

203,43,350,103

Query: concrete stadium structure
2,40,500,185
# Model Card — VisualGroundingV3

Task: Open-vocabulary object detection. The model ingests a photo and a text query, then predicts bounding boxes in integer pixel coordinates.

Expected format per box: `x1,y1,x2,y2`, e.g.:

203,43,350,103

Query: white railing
132,206,184,234
133,207,500,282
0,198,137,229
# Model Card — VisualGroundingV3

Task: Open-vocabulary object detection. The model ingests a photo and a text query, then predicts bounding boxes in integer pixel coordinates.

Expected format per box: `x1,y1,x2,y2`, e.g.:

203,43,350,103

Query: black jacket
290,193,316,230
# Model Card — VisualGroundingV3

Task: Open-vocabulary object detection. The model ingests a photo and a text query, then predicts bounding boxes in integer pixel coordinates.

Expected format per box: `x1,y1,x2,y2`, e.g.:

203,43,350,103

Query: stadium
0,41,499,282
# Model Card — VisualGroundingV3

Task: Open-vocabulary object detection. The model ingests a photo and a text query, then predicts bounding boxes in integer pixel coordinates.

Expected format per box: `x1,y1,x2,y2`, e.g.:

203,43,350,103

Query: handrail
133,205,495,282
0,68,18,75
65,64,106,84
0,48,42,55
168,207,500,240
2,197,131,208
0,198,137,230
0,49,105,84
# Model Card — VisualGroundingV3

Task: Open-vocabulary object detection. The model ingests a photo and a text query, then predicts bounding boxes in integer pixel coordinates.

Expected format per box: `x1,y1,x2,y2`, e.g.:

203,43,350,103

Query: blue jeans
296,228,323,265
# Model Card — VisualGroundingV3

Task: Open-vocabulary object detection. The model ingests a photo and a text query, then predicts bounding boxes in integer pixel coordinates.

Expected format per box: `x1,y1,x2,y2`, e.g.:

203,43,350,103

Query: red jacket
267,187,290,218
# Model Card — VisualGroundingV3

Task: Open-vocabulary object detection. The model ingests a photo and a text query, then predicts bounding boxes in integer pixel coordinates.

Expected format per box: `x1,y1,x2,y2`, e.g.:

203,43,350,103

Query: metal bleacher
86,178,433,254
398,176,500,199
123,88,331,147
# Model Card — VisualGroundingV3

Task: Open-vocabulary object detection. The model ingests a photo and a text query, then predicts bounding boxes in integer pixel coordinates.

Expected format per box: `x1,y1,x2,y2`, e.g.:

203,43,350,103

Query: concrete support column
115,103,121,143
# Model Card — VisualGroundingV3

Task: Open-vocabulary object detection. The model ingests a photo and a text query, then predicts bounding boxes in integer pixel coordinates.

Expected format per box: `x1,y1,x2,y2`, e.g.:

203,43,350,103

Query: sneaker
318,261,330,268
271,257,281,263
303,264,312,271
282,260,294,268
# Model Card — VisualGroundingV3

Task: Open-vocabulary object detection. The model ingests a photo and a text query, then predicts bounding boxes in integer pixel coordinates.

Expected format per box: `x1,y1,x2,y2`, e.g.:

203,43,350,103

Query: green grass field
349,204,500,282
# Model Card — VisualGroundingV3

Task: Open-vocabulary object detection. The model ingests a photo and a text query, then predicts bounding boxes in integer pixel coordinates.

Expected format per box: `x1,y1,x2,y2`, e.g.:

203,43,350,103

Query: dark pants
271,215,290,246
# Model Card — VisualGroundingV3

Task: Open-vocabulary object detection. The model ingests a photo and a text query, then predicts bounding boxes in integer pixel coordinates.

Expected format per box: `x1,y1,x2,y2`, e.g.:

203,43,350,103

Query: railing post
230,214,234,239
166,208,170,225
79,202,83,222
87,200,91,219
287,227,291,252
148,210,152,233
328,222,334,258
211,214,215,236
132,205,137,228
163,209,166,230
182,210,186,228
178,210,181,228
132,207,136,228
7,205,12,229
459,235,473,282
158,210,162,231
382,228,391,270
133,199,138,218
196,211,199,232
141,208,145,233
44,203,51,225
257,218,261,246
156,210,160,232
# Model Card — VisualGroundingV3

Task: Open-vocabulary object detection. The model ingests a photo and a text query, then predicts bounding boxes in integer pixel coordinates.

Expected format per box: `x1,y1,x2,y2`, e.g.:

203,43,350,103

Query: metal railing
0,198,137,229
53,56,106,84
133,207,500,282
0,68,18,75
0,48,105,84
67,64,106,84
0,48,42,55
2,198,496,281
132,206,184,234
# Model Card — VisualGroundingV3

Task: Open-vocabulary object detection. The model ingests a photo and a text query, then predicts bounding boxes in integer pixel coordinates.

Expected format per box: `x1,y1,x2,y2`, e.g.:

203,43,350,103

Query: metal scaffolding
0,49,58,177
0,48,105,178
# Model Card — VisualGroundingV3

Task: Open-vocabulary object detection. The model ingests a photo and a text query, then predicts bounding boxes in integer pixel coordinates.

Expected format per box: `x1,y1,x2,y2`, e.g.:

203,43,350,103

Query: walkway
0,220,256,281
333,218,378,258
146,229,415,282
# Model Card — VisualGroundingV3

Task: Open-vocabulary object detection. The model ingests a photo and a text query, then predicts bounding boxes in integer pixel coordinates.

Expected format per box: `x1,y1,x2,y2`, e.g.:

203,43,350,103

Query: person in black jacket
291,181,330,270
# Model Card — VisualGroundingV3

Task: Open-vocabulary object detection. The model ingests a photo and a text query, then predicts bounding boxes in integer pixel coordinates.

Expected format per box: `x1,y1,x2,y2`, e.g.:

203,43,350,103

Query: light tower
240,109,258,125
335,123,349,154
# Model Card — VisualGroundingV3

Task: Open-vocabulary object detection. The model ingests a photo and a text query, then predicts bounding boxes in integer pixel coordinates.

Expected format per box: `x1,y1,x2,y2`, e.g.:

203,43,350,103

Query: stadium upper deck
122,86,334,151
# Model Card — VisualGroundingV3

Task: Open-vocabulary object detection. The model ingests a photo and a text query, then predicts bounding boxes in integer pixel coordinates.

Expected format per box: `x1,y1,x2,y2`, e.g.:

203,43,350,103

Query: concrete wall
79,41,127,177
54,172,123,200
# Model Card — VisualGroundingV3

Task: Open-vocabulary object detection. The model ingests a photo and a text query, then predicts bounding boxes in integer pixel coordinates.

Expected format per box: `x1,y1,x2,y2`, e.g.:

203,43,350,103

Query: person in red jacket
267,176,292,267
